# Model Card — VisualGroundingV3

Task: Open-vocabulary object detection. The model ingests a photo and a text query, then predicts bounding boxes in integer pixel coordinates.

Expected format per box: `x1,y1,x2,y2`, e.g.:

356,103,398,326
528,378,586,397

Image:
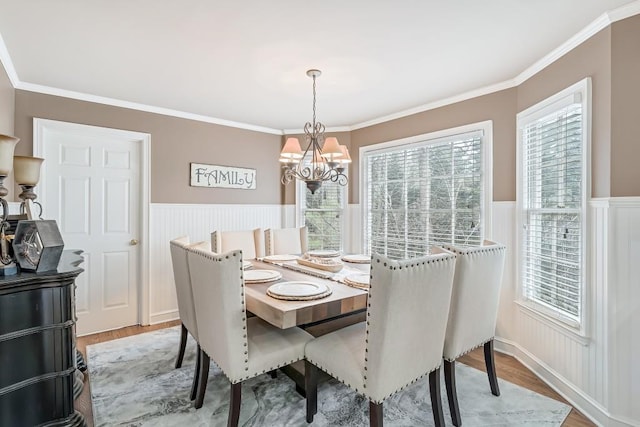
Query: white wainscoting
148,203,291,324
607,198,640,426
494,198,640,427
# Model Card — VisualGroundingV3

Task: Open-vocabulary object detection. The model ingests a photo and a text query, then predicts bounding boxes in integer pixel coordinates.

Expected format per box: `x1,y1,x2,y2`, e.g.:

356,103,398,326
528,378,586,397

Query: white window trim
295,171,349,251
359,120,493,253
516,77,592,339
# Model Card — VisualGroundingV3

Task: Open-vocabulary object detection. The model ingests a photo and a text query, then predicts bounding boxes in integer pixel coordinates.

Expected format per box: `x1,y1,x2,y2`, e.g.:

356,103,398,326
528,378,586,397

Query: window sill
515,300,591,346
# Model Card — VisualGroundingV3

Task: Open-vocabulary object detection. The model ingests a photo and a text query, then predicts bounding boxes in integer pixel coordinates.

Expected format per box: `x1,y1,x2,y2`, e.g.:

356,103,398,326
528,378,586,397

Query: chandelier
279,69,351,194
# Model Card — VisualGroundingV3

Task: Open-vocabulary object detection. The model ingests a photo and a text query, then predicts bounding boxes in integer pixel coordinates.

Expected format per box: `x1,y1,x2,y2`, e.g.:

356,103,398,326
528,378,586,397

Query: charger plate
244,269,282,284
344,273,370,290
242,261,253,270
341,254,371,264
264,254,298,262
307,249,341,258
267,281,332,301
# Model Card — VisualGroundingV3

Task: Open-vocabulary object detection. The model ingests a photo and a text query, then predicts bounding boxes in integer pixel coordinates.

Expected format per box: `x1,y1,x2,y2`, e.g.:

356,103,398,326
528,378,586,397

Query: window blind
364,132,483,259
521,103,583,321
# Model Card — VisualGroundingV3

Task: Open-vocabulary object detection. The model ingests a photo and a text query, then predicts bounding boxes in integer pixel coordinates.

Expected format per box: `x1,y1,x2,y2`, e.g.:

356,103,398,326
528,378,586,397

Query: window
517,78,590,331
361,122,492,259
297,170,347,252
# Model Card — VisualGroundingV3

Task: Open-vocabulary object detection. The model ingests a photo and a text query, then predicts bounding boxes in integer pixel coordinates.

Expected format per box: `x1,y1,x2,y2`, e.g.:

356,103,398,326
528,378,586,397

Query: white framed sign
190,163,256,190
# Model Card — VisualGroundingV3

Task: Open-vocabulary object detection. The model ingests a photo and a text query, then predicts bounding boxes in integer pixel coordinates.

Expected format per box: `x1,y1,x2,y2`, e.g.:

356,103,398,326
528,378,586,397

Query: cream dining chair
304,248,457,427
264,226,308,255
186,247,313,425
211,228,264,259
169,236,204,401
440,240,506,426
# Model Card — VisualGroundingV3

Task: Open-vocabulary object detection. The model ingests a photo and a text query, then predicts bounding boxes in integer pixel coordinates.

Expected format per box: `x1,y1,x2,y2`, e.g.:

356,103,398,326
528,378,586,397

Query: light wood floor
76,321,594,427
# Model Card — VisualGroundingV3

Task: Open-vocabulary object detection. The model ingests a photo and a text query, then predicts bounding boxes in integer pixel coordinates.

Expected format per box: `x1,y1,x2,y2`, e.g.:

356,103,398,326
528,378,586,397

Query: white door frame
33,118,152,326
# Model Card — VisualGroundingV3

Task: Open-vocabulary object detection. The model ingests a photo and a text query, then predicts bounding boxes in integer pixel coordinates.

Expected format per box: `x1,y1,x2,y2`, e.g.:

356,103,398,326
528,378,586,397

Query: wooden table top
244,259,368,329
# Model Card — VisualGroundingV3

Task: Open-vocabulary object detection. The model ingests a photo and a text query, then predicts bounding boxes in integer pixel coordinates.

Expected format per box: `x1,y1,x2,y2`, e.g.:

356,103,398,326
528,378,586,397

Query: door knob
130,239,139,246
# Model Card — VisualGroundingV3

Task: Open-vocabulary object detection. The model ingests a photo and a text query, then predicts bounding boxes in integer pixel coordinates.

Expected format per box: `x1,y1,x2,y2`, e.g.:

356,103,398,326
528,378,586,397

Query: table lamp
14,155,45,219
0,133,20,275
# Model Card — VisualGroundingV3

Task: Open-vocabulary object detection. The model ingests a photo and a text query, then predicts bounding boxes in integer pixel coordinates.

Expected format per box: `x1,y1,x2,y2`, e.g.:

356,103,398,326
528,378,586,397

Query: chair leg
444,360,461,426
190,344,202,401
175,323,188,368
369,401,383,427
429,367,445,427
228,382,242,427
484,340,500,396
194,351,210,409
305,360,318,423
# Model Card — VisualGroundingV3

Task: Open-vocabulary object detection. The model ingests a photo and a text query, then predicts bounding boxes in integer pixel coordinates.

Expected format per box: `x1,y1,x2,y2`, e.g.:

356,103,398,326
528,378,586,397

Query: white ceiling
0,1,637,133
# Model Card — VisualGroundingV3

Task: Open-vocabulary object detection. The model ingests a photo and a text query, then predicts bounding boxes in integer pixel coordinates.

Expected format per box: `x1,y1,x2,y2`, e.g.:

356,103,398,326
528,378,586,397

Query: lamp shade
320,137,343,161
280,137,303,159
13,156,44,186
338,145,352,164
0,134,20,176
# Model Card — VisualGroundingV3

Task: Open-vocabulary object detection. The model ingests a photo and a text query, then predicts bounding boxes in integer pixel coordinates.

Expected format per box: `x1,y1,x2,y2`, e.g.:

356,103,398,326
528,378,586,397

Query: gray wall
14,91,283,204
0,60,13,135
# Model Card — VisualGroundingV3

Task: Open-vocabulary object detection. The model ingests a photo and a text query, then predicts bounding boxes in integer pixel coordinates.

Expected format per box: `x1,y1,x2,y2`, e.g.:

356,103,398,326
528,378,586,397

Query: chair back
187,248,248,381
211,228,264,259
441,240,506,361
365,248,457,402
169,236,198,340
264,226,308,255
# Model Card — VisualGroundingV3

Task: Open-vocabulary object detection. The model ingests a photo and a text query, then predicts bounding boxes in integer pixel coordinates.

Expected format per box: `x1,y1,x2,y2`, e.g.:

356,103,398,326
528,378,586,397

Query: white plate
341,254,371,264
244,269,282,283
264,254,298,262
267,281,329,297
242,261,252,270
345,273,370,286
307,250,340,258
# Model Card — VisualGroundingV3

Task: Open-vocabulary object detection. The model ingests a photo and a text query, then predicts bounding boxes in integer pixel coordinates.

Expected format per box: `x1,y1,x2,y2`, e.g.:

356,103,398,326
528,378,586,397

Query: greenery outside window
361,122,492,259
296,164,347,251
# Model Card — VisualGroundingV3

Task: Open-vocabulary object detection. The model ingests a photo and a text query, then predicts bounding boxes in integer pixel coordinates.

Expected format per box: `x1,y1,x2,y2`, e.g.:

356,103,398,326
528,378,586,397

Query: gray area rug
87,326,570,426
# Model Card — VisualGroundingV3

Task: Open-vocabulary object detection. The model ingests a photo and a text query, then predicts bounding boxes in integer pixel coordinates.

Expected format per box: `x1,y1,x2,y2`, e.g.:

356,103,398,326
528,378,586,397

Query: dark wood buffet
0,250,85,427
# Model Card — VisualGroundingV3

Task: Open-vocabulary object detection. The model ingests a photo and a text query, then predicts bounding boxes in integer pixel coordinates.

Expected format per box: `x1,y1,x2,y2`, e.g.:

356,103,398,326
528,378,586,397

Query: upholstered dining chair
169,236,202,401
211,228,264,259
264,226,308,255
440,240,506,426
304,248,457,427
186,247,314,425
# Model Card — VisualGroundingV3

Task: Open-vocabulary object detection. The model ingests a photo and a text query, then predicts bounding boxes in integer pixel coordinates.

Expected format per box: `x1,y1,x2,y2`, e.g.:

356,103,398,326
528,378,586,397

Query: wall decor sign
190,163,256,190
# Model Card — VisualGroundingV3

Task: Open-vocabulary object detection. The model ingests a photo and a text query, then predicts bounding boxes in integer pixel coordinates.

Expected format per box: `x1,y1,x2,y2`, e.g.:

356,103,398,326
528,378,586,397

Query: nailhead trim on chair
352,252,456,404
444,337,494,362
265,231,272,256
190,248,308,384
439,241,505,361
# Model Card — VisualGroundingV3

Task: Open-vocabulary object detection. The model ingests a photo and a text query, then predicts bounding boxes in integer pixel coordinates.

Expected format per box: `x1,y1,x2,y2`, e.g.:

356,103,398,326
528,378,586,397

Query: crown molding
16,82,283,135
350,0,640,131
349,79,516,130
0,32,19,88
2,0,640,135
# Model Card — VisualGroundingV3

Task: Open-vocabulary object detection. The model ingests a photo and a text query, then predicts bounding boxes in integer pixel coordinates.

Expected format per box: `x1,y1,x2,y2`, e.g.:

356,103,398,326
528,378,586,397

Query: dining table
242,254,371,394
244,256,370,330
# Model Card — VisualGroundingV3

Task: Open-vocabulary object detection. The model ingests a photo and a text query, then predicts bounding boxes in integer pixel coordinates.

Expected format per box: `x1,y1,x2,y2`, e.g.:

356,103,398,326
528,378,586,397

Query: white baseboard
494,337,634,427
148,309,179,326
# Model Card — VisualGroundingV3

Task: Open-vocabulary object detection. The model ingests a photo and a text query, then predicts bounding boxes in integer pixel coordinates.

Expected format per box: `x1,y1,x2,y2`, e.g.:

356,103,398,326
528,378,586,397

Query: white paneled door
34,119,150,336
